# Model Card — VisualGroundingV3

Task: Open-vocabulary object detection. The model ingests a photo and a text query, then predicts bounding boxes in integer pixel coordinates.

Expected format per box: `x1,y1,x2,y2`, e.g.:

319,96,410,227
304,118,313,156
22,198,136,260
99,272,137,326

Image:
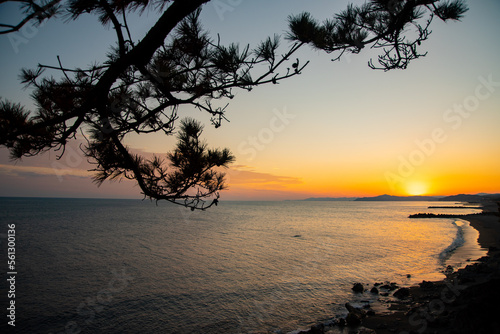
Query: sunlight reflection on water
0,198,486,333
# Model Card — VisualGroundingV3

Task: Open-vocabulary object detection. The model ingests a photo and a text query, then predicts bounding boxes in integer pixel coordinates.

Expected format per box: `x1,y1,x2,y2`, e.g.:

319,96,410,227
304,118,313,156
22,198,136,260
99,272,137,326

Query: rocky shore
408,212,497,219
283,200,500,334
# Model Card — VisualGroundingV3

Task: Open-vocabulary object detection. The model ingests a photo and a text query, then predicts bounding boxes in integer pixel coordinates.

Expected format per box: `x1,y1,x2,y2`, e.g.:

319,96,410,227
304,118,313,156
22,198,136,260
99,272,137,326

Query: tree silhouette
0,0,467,209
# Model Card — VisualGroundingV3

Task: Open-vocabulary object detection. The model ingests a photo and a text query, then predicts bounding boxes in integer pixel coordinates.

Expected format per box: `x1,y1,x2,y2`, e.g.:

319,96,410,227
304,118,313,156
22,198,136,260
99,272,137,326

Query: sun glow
406,181,429,196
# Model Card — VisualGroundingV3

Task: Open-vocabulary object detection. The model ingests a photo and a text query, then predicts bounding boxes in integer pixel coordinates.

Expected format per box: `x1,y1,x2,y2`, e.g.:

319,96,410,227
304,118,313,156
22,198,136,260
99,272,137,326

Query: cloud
0,144,306,200
0,163,91,178
226,166,303,189
0,138,158,181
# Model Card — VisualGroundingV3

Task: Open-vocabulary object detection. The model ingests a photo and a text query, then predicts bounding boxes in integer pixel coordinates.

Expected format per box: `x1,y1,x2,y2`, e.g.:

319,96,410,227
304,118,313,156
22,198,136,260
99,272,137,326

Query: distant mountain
299,193,500,202
355,195,441,201
484,194,500,200
301,197,358,201
476,193,500,198
439,194,486,202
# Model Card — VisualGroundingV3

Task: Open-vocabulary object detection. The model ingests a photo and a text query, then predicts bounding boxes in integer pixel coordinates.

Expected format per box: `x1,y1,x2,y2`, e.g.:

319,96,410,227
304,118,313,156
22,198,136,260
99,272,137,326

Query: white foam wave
439,220,465,262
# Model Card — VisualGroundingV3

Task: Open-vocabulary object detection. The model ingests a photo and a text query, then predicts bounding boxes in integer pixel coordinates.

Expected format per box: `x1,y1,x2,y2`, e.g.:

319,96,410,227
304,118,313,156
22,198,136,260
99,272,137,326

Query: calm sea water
0,198,486,333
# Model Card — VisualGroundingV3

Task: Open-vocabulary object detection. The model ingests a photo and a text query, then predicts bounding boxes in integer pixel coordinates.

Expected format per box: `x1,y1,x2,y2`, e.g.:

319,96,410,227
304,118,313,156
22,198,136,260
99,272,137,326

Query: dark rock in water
293,234,302,238
323,319,337,327
345,302,366,326
309,323,324,334
345,311,362,326
444,265,454,276
337,318,346,326
374,282,382,286
393,287,410,299
370,287,379,294
406,274,412,278
379,284,397,291
346,303,367,316
296,323,325,334
380,292,389,297
419,280,435,289
352,283,364,293
345,302,365,314
366,309,376,316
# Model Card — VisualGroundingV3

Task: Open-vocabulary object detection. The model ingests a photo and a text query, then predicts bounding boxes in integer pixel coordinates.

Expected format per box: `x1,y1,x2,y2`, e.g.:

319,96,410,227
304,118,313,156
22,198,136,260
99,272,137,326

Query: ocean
0,198,487,333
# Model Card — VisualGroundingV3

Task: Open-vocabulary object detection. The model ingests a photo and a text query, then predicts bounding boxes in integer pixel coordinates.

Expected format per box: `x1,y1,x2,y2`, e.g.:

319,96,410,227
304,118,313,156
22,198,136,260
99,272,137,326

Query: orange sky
0,1,499,200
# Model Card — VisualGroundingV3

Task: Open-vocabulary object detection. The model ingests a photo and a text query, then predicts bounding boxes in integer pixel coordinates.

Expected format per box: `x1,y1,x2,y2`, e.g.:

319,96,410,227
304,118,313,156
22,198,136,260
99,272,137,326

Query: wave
439,220,465,263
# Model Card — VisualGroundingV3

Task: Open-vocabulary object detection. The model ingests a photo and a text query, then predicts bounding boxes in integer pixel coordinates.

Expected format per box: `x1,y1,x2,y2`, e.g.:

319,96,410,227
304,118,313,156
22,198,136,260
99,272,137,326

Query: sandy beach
288,199,500,334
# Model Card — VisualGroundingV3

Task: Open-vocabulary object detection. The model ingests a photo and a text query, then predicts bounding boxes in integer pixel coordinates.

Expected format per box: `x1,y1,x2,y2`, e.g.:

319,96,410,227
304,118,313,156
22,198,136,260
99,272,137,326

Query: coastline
286,200,500,334
361,200,500,334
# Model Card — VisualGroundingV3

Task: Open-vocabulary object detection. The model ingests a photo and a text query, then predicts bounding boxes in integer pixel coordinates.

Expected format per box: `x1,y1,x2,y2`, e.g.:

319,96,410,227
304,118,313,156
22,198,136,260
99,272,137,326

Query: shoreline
361,200,500,334
286,200,500,334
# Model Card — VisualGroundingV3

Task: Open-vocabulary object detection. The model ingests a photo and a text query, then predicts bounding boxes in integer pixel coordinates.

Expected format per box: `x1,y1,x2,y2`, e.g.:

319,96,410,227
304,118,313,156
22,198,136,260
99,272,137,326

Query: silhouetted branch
0,0,60,34
98,0,127,56
287,0,468,70
0,0,468,209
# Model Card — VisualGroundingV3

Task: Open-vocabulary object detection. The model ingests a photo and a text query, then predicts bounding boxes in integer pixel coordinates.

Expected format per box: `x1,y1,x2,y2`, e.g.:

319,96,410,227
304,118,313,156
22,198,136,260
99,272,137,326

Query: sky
0,0,499,200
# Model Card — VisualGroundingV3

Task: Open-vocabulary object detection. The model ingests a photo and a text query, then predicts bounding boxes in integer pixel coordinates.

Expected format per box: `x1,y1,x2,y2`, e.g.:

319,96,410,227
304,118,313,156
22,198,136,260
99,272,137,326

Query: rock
296,330,310,334
393,287,410,299
366,309,375,316
323,319,337,327
419,280,434,289
352,283,364,293
380,292,389,297
337,318,346,326
345,312,362,326
295,323,325,334
379,284,397,291
309,323,324,334
345,302,366,316
444,265,454,276
345,302,366,326
370,287,379,294
406,274,412,278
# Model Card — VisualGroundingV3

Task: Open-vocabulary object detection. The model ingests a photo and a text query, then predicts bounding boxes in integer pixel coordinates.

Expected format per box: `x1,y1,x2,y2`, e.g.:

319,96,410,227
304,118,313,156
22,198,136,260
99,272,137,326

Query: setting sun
406,181,429,196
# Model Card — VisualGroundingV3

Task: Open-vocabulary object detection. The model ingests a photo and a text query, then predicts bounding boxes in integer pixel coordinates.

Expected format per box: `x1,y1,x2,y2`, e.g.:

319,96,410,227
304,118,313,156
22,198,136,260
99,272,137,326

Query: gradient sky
0,0,499,200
